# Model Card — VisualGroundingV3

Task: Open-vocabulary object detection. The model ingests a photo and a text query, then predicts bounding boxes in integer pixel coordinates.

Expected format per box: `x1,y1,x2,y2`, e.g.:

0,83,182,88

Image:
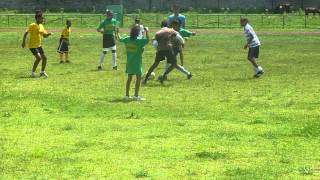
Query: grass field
0,27,320,179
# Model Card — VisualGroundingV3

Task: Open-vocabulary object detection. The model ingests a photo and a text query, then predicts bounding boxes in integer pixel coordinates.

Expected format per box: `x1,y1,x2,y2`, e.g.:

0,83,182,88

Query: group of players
21,5,264,101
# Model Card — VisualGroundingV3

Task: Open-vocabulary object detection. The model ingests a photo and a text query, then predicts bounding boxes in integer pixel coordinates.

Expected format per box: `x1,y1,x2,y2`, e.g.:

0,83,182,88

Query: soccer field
0,28,319,178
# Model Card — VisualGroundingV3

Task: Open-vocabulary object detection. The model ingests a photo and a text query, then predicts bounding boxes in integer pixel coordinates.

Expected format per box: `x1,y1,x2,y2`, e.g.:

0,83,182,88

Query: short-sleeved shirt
244,23,261,48
61,27,71,39
26,23,47,48
179,28,193,38
120,36,149,75
98,18,117,35
168,14,186,28
171,33,184,50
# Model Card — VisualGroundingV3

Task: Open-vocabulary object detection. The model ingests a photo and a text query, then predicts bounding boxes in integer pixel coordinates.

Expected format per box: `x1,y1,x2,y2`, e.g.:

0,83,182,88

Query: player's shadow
93,97,133,104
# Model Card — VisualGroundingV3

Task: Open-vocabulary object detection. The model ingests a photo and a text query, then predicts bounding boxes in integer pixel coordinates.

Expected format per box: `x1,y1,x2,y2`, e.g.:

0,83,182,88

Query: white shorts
102,46,116,52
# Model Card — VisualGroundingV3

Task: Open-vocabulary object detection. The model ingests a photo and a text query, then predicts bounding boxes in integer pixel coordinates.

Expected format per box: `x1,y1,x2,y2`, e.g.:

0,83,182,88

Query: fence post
217,15,220,28
7,15,9,27
80,15,83,24
282,15,285,29
156,14,159,27
196,14,199,28
261,15,264,28
25,15,28,27
304,15,307,28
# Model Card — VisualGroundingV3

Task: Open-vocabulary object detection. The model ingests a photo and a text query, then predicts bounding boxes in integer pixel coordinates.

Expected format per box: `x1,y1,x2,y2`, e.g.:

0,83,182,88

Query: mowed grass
0,28,320,179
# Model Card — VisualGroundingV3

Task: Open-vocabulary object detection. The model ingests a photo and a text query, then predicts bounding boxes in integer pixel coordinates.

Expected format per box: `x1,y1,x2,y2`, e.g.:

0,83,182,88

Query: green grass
0,28,320,178
1,13,320,29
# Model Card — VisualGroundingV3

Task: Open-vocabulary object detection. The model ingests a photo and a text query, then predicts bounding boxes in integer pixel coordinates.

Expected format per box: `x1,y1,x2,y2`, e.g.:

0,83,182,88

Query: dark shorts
57,39,69,53
173,47,182,56
29,47,44,55
103,34,115,48
155,50,177,65
248,46,260,59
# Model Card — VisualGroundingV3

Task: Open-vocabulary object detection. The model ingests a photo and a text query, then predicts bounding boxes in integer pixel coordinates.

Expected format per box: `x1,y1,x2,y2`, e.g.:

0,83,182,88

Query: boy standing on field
168,4,186,28
22,12,51,78
240,18,264,77
120,25,149,101
97,10,120,70
57,20,72,63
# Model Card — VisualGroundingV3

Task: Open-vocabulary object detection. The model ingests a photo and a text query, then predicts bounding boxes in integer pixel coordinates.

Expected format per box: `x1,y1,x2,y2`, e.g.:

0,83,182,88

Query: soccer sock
165,63,171,71
112,52,117,67
99,52,106,66
178,65,191,76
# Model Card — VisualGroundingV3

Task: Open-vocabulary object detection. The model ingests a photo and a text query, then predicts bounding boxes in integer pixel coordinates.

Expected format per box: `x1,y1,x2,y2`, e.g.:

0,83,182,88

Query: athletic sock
99,52,106,66
112,52,117,67
178,66,191,76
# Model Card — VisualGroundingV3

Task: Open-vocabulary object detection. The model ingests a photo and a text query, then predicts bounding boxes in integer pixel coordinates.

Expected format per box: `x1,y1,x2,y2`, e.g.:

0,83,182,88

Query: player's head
240,17,248,27
171,20,180,30
161,20,168,28
105,9,113,19
35,9,42,16
172,4,180,15
130,25,140,40
135,17,140,24
35,14,43,24
66,19,72,27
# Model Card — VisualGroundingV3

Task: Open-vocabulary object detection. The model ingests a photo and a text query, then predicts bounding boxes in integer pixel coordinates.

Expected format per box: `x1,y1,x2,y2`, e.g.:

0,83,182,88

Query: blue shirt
168,14,186,28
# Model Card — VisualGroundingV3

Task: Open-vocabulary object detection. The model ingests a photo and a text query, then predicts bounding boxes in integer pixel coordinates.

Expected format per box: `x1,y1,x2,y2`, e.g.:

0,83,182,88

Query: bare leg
60,53,64,62
40,54,47,72
65,52,69,62
248,57,259,69
126,75,133,97
134,75,142,97
143,60,160,84
32,53,42,72
179,51,184,66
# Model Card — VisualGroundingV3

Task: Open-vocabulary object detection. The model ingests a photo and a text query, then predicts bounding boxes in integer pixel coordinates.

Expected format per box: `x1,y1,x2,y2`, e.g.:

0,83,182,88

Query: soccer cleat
133,96,145,101
123,96,131,101
40,71,48,78
158,75,165,84
112,66,118,70
97,66,102,70
66,60,71,63
60,60,64,64
30,72,36,78
187,73,192,79
254,70,264,78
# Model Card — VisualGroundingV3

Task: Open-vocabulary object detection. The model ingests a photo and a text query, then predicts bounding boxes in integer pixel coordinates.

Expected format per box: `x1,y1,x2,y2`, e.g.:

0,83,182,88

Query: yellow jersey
26,23,48,48
61,27,71,39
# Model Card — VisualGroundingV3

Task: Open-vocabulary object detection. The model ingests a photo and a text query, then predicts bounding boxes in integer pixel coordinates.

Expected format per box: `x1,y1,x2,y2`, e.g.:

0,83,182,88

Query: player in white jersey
240,18,264,78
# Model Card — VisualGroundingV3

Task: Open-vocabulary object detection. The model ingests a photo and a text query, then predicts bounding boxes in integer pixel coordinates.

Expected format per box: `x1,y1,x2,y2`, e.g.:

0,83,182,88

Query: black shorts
103,34,115,48
155,50,177,65
57,39,69,53
29,47,44,55
248,46,260,59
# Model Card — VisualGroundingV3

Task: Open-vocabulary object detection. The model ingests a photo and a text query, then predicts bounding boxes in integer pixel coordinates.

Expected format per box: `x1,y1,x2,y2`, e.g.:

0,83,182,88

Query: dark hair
130,25,140,40
66,19,71,24
34,13,42,20
161,20,168,28
171,20,180,26
135,17,140,24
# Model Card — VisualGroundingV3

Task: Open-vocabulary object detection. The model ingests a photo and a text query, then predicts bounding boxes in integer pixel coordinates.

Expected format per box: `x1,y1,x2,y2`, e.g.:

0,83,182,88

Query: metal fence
1,13,319,29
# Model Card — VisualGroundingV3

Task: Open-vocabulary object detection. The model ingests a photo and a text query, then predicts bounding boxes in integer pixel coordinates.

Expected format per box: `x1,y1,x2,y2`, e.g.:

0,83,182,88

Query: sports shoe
31,72,36,78
133,96,145,101
123,96,131,101
66,60,71,63
187,73,192,79
112,66,118,70
60,60,64,64
254,70,264,78
97,66,102,70
40,71,48,78
158,75,165,84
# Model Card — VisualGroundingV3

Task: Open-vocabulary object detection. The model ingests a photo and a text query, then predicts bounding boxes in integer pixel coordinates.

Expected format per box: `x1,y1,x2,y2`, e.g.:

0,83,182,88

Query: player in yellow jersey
57,20,72,63
22,13,51,78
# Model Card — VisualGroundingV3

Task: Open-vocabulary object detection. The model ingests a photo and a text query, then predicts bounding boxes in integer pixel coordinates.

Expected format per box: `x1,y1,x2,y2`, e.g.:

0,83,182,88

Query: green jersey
98,18,117,35
120,36,149,75
179,28,193,38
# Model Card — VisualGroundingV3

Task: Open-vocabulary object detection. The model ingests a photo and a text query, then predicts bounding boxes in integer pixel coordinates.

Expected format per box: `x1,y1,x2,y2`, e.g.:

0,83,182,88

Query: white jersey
244,23,260,48
137,24,145,38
